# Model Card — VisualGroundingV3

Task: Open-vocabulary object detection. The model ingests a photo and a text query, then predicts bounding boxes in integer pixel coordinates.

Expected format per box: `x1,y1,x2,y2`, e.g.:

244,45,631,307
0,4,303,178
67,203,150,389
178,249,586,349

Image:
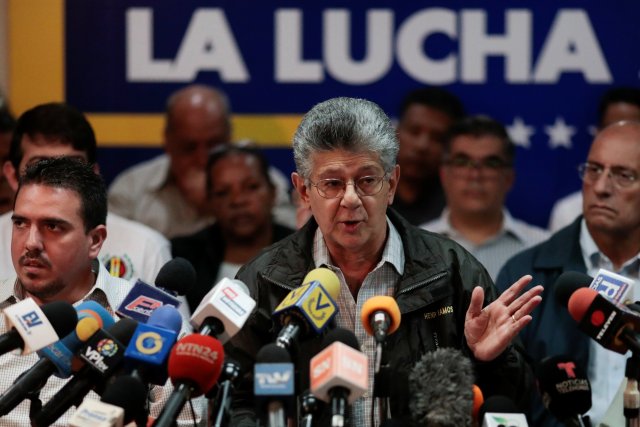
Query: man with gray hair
226,97,542,426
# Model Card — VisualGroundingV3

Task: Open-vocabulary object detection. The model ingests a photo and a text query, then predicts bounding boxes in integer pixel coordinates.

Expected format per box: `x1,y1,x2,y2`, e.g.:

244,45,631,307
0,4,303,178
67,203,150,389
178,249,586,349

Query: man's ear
3,160,18,192
292,172,311,206
87,224,107,260
386,165,400,205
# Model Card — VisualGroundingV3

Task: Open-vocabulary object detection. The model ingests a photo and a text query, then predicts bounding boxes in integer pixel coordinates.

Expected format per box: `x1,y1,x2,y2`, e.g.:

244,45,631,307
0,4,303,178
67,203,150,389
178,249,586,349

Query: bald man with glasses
496,120,640,426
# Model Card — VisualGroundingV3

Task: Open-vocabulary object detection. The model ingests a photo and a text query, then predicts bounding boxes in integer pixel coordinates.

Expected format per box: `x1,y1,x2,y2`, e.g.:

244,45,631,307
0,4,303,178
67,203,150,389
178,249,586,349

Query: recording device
254,343,294,427
567,287,640,354
190,277,256,343
408,347,474,427
555,269,635,307
310,328,367,427
299,389,320,427
479,396,529,427
0,301,113,416
209,359,243,427
30,318,139,427
537,355,591,427
155,257,196,296
0,299,77,356
151,333,225,427
117,257,196,323
272,268,340,349
360,296,401,344
68,374,148,427
472,385,485,424
124,304,182,385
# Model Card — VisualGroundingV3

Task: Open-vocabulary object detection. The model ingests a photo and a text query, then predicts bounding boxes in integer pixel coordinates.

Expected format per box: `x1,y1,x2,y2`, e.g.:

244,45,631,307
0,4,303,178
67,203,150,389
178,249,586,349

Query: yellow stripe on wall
8,1,300,148
87,114,301,148
9,0,65,113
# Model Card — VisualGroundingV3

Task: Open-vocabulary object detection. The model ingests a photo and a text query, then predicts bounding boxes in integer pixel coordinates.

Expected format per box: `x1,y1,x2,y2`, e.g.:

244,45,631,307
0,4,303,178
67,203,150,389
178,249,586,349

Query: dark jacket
171,222,295,312
496,216,589,427
227,209,533,426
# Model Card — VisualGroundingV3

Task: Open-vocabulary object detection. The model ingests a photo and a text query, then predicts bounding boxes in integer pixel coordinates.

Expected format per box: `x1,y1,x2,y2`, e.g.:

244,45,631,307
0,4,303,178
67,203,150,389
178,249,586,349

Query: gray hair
293,97,399,178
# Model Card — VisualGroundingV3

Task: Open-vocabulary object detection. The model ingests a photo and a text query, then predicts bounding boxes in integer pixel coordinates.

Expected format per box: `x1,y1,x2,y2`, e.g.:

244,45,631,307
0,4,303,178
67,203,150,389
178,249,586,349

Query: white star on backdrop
587,124,598,138
507,117,535,149
545,117,576,149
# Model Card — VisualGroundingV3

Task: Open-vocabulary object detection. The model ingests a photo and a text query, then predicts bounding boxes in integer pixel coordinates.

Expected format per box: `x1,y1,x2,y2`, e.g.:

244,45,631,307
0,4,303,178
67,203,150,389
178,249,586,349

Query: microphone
537,355,591,427
299,389,320,427
190,277,256,343
0,299,77,356
360,296,401,344
0,301,113,416
152,333,225,427
69,374,148,427
479,396,529,427
472,384,485,425
408,347,474,427
272,268,340,349
31,318,139,427
556,269,635,307
310,328,367,427
117,257,196,323
124,304,182,385
567,287,640,354
209,359,243,427
254,343,294,427
155,257,196,297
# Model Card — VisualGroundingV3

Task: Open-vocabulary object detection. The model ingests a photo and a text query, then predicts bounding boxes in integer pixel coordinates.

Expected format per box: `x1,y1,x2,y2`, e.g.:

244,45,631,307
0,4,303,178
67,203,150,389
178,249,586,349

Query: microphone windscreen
256,343,291,363
321,327,360,351
101,375,148,423
537,355,591,419
409,347,474,427
41,301,78,338
75,316,102,341
107,317,138,345
155,257,197,295
477,395,519,420
360,296,401,336
472,384,484,421
567,288,598,322
147,304,182,333
76,300,115,329
555,271,593,308
303,268,340,299
168,334,224,396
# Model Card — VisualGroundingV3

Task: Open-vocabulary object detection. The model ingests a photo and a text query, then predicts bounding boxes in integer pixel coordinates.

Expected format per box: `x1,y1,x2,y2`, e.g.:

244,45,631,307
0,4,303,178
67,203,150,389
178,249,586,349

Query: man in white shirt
108,85,295,238
422,115,548,280
0,103,172,286
549,86,640,231
497,120,640,426
0,157,201,426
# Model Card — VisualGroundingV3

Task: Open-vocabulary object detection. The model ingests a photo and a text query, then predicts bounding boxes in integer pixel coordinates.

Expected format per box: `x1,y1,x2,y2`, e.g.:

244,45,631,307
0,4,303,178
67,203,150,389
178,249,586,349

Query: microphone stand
373,342,391,427
624,353,640,427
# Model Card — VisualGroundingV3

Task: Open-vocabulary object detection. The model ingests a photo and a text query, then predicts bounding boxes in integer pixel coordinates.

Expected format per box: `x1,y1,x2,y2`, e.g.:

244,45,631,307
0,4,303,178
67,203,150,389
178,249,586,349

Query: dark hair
9,103,97,171
17,157,107,232
205,143,273,198
598,87,640,126
443,115,515,165
399,87,466,121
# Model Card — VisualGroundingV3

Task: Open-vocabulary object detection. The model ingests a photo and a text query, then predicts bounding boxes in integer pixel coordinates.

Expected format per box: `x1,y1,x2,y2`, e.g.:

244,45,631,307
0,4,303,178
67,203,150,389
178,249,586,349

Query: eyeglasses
309,174,389,199
577,162,639,188
444,155,511,175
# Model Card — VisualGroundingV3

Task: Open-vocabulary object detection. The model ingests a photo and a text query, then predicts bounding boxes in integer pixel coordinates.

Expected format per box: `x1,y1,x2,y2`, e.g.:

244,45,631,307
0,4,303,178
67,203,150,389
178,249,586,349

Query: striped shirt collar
579,218,640,277
0,260,125,315
427,207,529,243
312,216,404,276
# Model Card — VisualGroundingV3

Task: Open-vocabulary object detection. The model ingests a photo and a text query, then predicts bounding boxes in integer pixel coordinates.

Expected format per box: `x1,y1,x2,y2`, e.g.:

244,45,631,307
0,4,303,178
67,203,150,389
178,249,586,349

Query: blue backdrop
65,1,640,227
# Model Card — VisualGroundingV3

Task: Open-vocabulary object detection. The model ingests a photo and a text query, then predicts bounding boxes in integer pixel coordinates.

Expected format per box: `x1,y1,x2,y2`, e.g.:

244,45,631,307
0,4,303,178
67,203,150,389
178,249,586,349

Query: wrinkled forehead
309,149,384,177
